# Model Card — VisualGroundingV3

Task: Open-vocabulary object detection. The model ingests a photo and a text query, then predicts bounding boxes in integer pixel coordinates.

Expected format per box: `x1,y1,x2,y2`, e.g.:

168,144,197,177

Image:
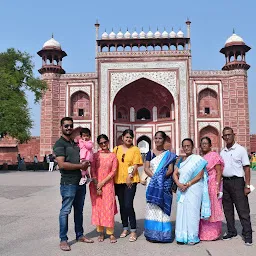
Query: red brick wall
222,75,250,151
0,137,40,164
250,134,256,153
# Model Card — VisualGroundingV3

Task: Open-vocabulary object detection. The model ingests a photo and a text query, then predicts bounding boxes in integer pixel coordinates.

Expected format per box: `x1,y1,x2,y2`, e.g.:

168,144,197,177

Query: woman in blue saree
173,138,210,245
144,131,177,242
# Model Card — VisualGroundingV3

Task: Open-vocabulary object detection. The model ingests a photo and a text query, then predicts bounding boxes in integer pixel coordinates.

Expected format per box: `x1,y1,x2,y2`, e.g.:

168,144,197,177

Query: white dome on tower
177,30,184,38
225,33,244,45
124,30,131,39
162,29,169,38
43,37,61,49
101,31,109,39
147,30,153,38
132,30,139,39
169,29,176,38
116,30,124,39
109,31,116,39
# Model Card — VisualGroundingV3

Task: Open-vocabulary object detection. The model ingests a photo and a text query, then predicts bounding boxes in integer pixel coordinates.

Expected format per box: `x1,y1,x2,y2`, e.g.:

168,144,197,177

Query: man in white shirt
220,127,253,246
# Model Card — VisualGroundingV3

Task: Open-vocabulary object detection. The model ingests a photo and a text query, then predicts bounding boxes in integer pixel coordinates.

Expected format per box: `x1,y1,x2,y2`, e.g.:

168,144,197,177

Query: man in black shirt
53,117,94,251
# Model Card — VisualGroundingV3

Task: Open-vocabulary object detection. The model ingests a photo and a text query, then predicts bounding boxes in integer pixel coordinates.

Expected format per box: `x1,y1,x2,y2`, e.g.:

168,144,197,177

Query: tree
0,48,47,142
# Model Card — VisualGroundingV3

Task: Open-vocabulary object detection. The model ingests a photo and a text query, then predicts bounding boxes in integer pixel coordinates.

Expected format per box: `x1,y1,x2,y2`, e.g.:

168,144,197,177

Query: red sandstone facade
36,21,251,157
0,136,40,164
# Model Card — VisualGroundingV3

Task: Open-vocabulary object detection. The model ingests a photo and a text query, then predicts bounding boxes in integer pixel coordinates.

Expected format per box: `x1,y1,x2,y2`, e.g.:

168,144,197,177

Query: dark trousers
59,184,86,241
222,177,252,239
115,183,137,230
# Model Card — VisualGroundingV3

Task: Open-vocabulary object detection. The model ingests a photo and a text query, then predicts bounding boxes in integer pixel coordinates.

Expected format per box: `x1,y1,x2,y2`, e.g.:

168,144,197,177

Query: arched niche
136,108,151,120
71,91,90,118
198,88,218,117
117,106,128,120
159,106,171,118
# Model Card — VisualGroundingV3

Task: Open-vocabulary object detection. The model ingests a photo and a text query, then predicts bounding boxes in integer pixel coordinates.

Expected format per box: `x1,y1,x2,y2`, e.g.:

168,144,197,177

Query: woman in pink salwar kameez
89,134,118,243
199,136,224,241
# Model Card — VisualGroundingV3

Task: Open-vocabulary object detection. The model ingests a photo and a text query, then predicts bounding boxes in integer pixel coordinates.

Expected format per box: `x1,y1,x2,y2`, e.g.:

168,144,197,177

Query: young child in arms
78,128,94,185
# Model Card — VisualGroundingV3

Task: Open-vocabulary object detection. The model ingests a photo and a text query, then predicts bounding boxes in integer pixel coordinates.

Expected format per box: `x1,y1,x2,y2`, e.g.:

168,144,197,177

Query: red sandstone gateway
0,21,252,164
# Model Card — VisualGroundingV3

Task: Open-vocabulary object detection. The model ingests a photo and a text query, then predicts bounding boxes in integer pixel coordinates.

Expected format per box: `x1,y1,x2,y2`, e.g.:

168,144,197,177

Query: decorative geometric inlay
198,122,220,131
70,86,91,97
197,84,218,94
130,107,135,122
73,122,91,129
61,72,96,78
135,127,152,133
110,71,177,101
191,69,247,77
100,61,188,141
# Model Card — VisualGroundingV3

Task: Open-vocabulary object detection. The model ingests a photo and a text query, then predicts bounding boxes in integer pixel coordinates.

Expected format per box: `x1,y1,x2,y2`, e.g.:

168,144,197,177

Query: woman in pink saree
199,136,224,241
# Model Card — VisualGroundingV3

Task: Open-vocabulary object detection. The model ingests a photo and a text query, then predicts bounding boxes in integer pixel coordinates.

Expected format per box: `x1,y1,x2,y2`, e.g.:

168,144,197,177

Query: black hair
155,131,167,141
60,117,73,126
97,134,109,144
223,126,234,133
80,128,91,137
200,136,212,145
122,129,134,138
182,138,194,147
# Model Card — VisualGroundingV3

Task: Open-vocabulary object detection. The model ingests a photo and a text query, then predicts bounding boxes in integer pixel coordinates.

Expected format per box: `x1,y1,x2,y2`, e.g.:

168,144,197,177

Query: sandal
77,236,94,243
60,241,71,251
120,230,129,238
98,233,104,242
110,235,117,243
129,233,137,242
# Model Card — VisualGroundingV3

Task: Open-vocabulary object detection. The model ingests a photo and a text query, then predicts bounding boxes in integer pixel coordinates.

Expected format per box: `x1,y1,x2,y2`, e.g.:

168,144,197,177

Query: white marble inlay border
198,122,220,131
70,86,91,97
100,61,188,149
197,84,218,94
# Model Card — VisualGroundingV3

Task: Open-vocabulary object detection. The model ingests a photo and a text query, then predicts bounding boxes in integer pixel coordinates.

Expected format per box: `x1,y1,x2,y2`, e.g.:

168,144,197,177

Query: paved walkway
0,170,255,256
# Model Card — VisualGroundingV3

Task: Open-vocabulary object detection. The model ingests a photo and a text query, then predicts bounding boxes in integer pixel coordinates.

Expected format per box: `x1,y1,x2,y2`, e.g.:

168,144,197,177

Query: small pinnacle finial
233,28,235,34
52,33,54,38
96,19,99,24
172,27,174,31
157,26,159,31
142,27,144,31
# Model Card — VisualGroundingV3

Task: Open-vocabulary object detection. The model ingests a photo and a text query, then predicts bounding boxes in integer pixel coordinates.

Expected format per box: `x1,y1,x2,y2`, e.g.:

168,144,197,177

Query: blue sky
0,0,255,135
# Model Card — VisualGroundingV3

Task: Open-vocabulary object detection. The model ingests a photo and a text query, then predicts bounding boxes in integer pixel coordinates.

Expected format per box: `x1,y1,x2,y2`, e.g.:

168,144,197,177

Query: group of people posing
53,117,253,251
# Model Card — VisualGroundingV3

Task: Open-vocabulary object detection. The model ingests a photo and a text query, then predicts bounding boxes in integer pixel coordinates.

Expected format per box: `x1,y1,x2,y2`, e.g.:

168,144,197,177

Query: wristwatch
245,185,251,189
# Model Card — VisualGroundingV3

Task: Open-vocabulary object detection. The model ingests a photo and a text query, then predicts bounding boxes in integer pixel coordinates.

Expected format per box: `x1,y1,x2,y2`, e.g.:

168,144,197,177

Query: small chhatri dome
154,28,161,38
169,28,176,38
225,32,244,45
116,30,124,39
124,29,131,39
132,29,139,39
139,28,146,38
162,28,169,38
43,36,61,49
101,30,109,39
109,30,116,39
147,29,153,38
177,29,184,38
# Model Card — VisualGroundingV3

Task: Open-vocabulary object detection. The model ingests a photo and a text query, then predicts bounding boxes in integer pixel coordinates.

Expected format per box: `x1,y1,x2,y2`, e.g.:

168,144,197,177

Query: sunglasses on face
122,154,125,162
99,141,108,146
64,124,73,128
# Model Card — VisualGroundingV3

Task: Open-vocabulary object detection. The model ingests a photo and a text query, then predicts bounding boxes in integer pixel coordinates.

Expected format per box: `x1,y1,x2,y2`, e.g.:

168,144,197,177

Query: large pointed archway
113,78,176,151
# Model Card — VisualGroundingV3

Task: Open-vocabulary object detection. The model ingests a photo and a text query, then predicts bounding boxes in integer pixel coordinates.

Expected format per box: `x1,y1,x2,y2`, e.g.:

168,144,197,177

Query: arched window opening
71,91,90,118
159,106,170,118
155,45,161,51
137,108,151,120
198,89,218,117
200,126,220,151
117,107,128,120
177,44,184,50
170,45,176,50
